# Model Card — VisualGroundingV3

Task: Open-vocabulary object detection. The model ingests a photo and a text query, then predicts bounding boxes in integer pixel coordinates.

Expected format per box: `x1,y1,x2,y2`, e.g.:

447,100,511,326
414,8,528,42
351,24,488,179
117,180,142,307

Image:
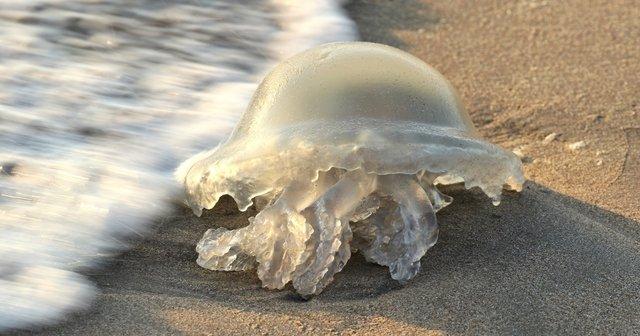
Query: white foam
0,0,356,331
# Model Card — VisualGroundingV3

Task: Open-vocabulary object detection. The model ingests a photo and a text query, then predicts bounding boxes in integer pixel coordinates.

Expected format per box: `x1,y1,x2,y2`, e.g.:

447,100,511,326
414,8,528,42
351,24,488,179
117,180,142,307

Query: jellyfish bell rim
177,42,524,215
178,117,524,215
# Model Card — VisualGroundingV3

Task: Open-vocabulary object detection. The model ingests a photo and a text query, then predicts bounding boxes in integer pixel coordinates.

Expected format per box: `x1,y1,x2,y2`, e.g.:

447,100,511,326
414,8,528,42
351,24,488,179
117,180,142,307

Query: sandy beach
14,0,640,335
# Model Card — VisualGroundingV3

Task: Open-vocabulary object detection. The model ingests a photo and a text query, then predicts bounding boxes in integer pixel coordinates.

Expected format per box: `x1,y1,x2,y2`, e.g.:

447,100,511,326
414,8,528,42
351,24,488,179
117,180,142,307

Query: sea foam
0,0,356,330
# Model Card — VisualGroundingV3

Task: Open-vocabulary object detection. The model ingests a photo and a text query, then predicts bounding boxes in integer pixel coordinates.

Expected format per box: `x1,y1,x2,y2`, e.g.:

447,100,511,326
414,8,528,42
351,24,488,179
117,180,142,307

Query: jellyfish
176,42,524,296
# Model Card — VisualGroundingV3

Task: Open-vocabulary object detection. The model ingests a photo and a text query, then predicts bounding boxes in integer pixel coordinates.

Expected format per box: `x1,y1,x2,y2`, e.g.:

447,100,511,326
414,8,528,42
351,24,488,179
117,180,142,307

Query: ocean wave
0,0,356,330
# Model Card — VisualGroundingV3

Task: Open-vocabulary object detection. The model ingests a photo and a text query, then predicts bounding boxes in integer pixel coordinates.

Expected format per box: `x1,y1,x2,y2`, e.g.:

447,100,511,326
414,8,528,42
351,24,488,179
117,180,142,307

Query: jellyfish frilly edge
176,42,524,297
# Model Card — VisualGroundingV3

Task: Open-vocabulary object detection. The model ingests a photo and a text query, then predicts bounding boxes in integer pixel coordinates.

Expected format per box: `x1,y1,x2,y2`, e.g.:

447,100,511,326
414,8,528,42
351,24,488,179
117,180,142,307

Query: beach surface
16,0,640,335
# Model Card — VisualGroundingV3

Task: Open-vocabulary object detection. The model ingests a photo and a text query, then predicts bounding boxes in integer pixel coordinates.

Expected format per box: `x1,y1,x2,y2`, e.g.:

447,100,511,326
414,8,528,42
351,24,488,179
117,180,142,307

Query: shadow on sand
20,181,640,335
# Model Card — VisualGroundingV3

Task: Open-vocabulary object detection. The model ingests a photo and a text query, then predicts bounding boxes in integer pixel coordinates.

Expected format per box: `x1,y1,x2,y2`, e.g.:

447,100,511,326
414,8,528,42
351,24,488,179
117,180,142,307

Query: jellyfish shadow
21,181,640,335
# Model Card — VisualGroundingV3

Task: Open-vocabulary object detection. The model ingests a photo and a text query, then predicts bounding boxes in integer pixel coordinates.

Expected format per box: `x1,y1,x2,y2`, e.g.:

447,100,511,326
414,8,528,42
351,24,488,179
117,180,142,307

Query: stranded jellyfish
177,42,524,296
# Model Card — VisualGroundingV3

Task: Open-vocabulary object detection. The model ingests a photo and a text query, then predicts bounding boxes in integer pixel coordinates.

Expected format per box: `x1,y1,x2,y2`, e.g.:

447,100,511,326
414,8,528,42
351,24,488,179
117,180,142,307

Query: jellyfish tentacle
383,174,438,282
292,169,377,296
317,220,353,289
355,174,438,282
196,175,337,289
353,198,403,266
254,173,341,288
196,227,255,271
252,206,310,289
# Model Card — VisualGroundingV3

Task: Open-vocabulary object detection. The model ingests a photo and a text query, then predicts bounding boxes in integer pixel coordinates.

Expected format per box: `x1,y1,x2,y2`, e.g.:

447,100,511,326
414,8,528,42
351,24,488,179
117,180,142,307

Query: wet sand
15,0,640,335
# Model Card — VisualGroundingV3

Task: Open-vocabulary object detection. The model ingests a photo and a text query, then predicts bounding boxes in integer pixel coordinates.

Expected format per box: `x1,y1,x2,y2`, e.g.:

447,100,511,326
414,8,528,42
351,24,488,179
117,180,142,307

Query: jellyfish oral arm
368,175,439,282
291,169,376,296
196,169,447,295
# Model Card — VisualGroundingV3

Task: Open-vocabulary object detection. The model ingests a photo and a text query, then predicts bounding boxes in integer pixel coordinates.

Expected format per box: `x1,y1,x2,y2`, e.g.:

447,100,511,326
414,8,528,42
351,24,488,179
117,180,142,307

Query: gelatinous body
177,42,524,296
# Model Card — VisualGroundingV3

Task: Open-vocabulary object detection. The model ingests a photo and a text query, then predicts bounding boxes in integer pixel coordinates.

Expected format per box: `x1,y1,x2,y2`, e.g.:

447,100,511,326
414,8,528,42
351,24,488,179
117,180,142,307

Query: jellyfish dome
177,42,524,296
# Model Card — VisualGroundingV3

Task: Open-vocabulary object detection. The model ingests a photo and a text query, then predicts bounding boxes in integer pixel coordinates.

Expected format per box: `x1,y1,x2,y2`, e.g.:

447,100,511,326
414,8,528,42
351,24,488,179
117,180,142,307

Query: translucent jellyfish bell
177,42,524,296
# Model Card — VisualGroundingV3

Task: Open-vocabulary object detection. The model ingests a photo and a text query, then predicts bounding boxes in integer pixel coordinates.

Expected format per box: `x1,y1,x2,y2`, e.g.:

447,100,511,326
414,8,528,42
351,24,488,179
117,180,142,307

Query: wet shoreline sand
16,0,640,334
